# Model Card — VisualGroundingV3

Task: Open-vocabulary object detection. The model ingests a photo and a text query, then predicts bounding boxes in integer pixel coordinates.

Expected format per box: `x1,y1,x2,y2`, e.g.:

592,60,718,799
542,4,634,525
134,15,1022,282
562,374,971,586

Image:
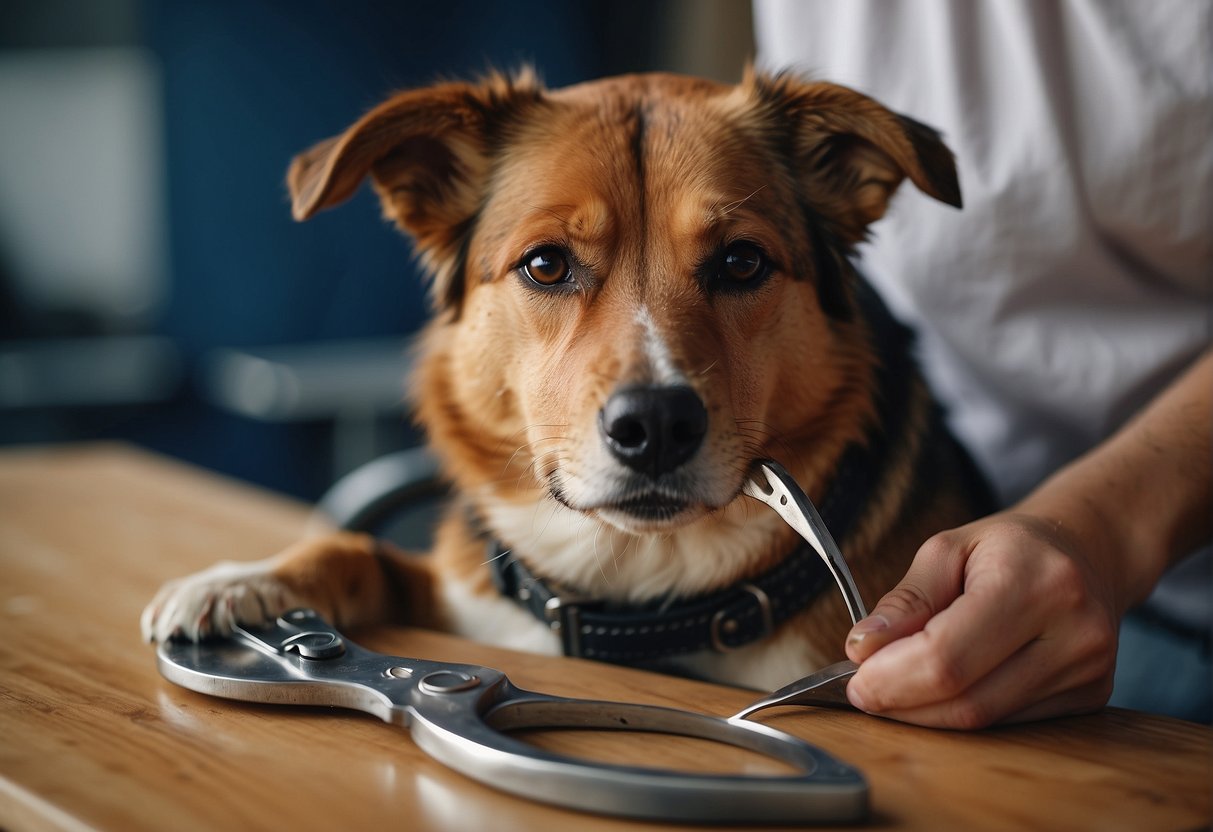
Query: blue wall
0,0,665,499
141,1,620,497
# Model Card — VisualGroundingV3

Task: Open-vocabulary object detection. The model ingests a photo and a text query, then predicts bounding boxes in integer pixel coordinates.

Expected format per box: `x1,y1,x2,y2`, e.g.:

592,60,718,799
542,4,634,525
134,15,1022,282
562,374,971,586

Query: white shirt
755,0,1212,628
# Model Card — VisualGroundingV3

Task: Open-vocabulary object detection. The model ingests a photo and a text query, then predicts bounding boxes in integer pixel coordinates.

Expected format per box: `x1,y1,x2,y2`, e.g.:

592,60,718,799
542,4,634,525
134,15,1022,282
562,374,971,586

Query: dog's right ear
287,70,543,310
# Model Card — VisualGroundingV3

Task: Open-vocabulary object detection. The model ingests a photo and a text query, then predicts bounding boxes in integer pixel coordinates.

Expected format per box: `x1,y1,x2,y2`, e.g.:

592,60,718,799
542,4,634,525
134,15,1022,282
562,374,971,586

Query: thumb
846,532,967,662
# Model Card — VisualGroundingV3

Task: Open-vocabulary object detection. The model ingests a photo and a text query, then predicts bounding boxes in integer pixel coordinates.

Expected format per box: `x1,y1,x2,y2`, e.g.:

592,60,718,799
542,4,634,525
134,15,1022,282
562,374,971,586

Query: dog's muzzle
598,385,707,479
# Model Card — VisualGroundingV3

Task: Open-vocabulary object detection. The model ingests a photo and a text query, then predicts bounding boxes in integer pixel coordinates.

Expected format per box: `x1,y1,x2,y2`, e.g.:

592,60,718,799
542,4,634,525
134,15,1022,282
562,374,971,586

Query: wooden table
0,444,1209,831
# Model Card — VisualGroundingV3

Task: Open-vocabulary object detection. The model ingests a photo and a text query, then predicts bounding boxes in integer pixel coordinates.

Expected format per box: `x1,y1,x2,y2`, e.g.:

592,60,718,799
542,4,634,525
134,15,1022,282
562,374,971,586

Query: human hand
843,512,1125,729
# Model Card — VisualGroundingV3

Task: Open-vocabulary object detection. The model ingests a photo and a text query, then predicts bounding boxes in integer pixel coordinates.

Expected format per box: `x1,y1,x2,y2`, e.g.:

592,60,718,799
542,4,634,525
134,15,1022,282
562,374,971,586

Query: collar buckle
710,583,775,652
544,595,596,658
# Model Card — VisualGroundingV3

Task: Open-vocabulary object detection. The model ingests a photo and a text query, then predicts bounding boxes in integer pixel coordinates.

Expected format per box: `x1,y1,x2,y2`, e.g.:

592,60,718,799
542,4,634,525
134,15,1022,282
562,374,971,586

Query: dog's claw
140,558,303,645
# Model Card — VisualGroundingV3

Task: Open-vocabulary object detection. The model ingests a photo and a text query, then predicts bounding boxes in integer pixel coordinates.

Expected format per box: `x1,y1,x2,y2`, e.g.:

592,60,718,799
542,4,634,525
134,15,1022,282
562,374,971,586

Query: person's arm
844,349,1212,729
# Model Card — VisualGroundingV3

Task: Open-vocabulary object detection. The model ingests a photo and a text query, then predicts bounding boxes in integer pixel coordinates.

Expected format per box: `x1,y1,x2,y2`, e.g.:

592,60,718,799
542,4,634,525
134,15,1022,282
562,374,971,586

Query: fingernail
846,682,867,712
847,613,889,646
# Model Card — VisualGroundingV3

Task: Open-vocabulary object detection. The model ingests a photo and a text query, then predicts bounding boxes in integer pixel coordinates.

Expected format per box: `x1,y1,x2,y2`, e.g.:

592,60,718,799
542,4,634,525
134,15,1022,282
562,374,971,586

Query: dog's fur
143,69,989,690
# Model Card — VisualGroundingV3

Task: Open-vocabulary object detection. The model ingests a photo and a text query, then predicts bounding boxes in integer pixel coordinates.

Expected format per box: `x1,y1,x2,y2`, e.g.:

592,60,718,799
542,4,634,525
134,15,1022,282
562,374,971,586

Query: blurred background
0,0,754,500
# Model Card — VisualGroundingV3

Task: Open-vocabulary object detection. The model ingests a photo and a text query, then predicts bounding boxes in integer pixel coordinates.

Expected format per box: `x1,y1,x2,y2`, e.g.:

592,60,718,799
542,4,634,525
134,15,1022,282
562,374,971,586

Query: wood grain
0,444,1209,831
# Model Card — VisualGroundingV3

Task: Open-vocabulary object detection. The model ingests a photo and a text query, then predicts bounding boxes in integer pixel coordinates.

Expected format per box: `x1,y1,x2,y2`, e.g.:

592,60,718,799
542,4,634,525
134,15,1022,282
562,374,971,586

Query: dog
142,68,992,691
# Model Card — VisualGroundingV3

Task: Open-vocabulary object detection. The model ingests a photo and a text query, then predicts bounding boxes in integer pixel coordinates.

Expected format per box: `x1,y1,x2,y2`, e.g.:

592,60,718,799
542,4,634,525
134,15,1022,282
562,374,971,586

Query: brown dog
143,69,991,690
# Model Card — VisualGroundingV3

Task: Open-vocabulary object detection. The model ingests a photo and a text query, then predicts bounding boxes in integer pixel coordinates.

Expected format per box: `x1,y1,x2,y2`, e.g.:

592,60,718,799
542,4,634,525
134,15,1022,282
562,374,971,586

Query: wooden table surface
0,443,1209,831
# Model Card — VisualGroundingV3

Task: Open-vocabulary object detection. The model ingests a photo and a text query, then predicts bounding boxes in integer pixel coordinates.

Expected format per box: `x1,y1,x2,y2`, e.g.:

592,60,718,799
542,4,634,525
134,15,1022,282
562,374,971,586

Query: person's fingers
847,543,1054,713
849,599,1038,717
850,629,1116,729
845,532,969,662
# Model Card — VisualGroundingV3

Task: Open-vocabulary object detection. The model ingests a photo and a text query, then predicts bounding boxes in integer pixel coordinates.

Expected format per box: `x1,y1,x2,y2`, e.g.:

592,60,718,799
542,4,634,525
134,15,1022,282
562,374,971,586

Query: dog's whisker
490,426,569,463
492,424,571,458
497,442,568,478
496,453,567,493
480,546,513,567
501,436,570,477
480,458,564,492
613,530,631,574
714,185,767,218
531,497,566,544
526,449,570,483
590,522,612,586
733,417,797,462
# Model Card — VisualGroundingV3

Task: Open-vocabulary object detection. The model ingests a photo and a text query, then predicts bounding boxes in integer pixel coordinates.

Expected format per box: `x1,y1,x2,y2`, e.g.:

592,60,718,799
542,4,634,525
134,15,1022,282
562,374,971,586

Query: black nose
599,385,708,477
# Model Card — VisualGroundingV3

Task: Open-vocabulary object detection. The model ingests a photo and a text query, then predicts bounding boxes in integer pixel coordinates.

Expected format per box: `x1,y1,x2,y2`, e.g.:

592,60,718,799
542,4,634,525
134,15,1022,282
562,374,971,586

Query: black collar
485,274,918,665
487,538,835,661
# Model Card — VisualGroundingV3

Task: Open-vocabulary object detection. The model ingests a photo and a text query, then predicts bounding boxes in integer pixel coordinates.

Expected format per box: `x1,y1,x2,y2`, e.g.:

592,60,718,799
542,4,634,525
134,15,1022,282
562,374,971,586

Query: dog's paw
141,558,305,643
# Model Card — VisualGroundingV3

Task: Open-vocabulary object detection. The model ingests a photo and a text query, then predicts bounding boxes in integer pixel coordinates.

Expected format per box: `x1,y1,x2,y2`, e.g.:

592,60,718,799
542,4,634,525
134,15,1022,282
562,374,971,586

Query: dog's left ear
287,70,543,310
750,74,961,245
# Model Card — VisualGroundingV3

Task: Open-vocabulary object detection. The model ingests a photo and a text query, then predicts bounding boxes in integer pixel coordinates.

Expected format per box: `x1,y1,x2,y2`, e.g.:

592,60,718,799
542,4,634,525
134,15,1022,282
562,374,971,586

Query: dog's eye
720,242,768,283
522,247,572,286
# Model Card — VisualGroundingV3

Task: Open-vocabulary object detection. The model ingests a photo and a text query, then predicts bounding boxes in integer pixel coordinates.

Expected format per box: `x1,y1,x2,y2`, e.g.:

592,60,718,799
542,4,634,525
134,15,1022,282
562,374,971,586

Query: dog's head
289,70,959,542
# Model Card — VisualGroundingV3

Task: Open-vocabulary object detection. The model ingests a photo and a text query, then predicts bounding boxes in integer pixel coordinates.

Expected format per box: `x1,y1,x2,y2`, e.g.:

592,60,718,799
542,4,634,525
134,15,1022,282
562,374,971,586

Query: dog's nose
599,386,708,477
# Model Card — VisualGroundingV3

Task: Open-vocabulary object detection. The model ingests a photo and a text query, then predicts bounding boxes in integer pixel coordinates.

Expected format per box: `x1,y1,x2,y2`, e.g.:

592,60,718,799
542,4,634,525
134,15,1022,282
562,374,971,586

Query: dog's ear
749,73,961,246
287,70,543,310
